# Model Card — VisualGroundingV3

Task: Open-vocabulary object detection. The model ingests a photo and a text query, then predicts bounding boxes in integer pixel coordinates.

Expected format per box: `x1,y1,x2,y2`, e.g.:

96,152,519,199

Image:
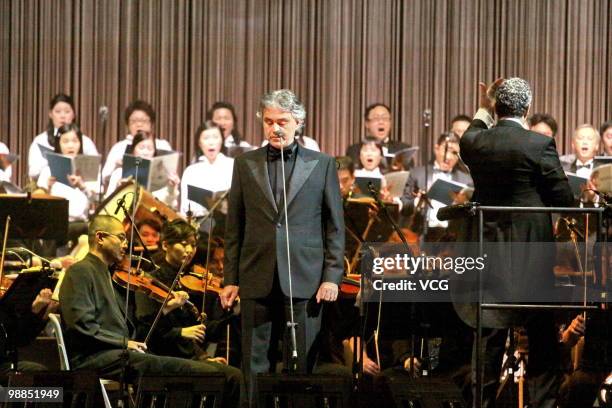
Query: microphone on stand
114,194,127,215
273,125,285,140
98,106,109,122
422,109,432,128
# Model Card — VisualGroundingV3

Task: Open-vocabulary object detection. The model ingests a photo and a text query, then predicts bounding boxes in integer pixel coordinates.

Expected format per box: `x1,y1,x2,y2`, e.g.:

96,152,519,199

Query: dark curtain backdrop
1,0,610,186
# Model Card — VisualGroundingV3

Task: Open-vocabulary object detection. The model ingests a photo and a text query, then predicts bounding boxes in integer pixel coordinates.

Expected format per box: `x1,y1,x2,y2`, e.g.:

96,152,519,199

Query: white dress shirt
102,135,173,181
28,130,98,180
180,153,234,217
575,158,594,179
37,166,96,222
0,142,12,182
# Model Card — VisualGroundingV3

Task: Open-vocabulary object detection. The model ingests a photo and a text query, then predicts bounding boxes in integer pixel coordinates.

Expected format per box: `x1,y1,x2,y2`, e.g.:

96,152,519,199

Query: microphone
114,194,127,215
273,124,285,139
98,106,109,122
422,109,432,128
128,255,159,269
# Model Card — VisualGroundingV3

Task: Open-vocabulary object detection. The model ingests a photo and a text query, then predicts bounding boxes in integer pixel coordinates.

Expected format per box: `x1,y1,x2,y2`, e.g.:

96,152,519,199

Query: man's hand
316,282,338,303
31,288,58,316
220,285,239,309
363,354,381,376
562,314,586,347
127,340,147,353
181,324,206,342
479,78,504,115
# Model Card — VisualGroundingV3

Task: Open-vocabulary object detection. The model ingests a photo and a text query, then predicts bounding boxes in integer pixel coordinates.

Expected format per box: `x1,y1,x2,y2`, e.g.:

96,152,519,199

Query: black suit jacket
224,146,345,300
457,119,573,327
59,253,130,365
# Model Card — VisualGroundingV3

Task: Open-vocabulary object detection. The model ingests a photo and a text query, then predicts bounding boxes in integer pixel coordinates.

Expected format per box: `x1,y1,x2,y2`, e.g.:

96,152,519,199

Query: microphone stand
97,110,109,208
116,159,142,408
196,190,230,328
367,182,425,377
278,133,299,373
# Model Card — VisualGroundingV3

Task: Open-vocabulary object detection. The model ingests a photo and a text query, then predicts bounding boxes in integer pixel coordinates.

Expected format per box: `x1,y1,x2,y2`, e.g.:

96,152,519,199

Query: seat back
48,313,70,370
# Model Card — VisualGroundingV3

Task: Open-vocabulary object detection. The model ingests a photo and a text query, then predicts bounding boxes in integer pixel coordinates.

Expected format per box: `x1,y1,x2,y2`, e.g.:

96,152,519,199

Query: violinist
59,215,240,407
400,132,472,242
136,219,161,248
134,220,239,370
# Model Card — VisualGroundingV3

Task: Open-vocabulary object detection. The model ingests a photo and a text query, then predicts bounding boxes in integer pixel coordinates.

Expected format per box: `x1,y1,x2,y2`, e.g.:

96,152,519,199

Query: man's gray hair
257,89,306,130
494,77,532,118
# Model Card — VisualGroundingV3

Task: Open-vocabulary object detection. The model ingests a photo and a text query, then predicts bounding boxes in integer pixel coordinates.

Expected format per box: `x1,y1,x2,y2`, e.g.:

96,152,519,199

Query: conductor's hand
220,285,239,309
127,340,147,353
181,324,206,343
478,78,504,115
316,282,338,303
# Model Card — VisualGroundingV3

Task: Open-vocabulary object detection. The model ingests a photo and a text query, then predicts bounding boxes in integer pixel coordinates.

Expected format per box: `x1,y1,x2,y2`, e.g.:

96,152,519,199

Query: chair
47,313,114,408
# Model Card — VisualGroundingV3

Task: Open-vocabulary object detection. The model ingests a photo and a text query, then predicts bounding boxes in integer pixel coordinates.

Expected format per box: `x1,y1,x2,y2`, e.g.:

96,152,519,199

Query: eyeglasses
97,231,128,242
367,115,391,123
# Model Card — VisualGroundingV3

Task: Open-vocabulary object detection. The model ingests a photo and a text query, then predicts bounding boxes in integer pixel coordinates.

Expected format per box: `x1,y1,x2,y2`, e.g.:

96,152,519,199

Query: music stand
0,268,56,370
0,194,68,241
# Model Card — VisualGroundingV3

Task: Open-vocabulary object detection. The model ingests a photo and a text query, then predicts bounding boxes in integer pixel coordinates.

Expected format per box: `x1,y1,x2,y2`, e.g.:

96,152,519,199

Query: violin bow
0,216,11,293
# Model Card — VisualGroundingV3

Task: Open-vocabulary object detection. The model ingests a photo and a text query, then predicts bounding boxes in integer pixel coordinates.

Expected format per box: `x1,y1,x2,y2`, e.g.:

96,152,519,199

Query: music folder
122,152,180,191
427,178,473,206
187,185,227,210
384,171,410,198
565,172,588,197
355,177,381,196
46,152,101,186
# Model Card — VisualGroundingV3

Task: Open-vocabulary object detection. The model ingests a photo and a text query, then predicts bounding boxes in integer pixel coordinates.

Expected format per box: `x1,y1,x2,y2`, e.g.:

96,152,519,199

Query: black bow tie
267,143,295,162
576,163,592,170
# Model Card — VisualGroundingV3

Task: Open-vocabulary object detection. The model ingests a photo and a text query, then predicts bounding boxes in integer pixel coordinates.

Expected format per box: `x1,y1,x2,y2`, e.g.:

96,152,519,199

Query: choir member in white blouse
181,121,234,217
101,100,172,182
0,142,12,182
37,124,98,222
354,137,386,179
28,93,99,181
206,102,252,151
106,131,179,208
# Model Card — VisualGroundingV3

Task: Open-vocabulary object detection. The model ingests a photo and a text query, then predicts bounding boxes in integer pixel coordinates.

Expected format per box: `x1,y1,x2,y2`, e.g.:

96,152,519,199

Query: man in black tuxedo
221,90,345,407
345,103,411,169
400,132,472,241
459,78,573,408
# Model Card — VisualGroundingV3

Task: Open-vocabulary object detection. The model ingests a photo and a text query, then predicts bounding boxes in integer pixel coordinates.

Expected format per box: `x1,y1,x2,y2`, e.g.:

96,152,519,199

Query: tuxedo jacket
223,146,345,300
457,119,573,327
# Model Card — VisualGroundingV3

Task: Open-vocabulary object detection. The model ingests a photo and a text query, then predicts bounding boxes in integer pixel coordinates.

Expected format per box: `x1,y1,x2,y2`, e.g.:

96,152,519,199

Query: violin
179,264,224,295
340,273,360,298
112,265,199,317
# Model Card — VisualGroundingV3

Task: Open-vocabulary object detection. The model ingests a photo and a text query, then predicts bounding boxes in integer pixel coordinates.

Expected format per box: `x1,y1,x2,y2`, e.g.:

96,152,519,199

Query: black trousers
241,278,323,408
472,312,562,408
74,349,241,408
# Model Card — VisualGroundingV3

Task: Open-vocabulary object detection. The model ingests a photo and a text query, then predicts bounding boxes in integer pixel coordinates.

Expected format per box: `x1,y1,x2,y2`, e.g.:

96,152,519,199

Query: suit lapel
245,149,278,213
285,149,318,209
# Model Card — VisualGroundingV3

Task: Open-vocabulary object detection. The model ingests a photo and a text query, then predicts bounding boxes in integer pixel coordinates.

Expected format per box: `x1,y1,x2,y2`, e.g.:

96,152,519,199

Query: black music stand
0,194,68,241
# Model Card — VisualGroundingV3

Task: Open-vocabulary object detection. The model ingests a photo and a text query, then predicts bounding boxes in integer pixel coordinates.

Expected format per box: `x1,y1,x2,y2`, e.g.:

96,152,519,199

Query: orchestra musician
220,89,344,406
58,214,240,407
400,132,472,242
134,219,241,394
0,288,59,376
27,93,99,181
459,77,573,408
